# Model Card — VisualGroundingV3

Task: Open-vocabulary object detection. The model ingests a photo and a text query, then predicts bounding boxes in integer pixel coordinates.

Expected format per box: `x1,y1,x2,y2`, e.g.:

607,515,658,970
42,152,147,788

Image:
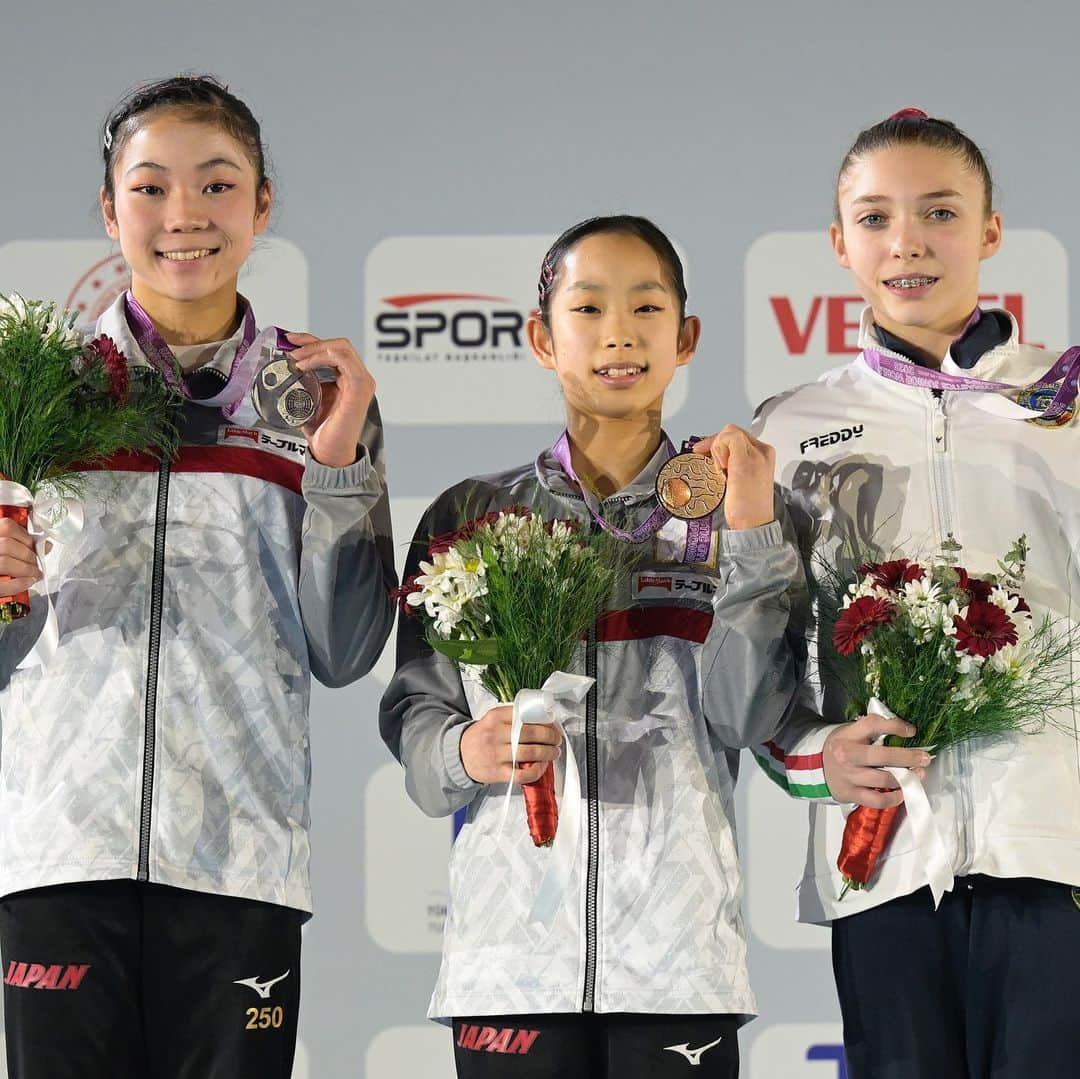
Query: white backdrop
1,2,1077,1075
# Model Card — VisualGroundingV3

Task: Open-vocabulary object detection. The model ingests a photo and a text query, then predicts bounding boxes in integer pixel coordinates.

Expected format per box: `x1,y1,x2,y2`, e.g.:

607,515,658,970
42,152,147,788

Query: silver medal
252,349,322,430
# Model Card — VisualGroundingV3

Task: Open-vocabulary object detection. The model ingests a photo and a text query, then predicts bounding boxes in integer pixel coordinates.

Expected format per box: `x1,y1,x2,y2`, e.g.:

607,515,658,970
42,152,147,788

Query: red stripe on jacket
596,607,712,644
75,447,304,495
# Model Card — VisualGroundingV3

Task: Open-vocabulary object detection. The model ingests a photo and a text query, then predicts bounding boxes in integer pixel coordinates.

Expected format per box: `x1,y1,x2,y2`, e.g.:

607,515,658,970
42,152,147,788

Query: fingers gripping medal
655,442,726,520
252,340,322,431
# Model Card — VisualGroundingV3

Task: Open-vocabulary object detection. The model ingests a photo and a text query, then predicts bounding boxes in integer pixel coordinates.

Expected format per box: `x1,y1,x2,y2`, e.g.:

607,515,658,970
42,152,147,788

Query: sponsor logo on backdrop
0,238,309,332
748,1025,847,1078
744,230,1068,408
373,292,535,365
66,252,130,318
365,235,690,424
365,762,453,953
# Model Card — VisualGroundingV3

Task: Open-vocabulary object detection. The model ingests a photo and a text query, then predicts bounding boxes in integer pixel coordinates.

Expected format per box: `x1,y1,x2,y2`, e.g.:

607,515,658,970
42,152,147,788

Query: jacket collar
856,305,1025,384
535,433,670,506
93,292,255,381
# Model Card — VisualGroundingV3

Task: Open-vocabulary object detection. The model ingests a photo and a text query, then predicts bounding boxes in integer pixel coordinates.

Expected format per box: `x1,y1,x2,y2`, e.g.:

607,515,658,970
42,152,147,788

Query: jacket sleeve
298,395,397,688
749,688,835,801
378,491,484,818
742,399,842,800
700,490,808,749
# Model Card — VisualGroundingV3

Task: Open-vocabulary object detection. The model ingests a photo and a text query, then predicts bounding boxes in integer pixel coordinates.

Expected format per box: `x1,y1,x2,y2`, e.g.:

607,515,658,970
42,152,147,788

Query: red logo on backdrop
66,254,130,321
456,1025,541,1055
769,293,1038,354
4,961,91,990
638,575,674,591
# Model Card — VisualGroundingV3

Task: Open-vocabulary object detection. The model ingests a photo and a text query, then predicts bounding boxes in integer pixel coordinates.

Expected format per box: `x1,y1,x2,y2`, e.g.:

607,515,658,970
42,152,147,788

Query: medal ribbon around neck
123,291,294,417
863,345,1080,424
551,430,713,563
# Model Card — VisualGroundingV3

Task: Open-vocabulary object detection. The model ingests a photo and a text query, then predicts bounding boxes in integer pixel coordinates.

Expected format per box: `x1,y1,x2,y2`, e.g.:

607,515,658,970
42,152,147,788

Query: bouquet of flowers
397,508,624,846
0,294,178,623
827,536,1073,897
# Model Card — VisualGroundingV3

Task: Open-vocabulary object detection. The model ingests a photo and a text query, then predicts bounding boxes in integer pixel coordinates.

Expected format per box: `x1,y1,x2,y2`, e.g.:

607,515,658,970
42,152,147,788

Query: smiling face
527,231,699,424
831,142,1001,351
100,113,271,317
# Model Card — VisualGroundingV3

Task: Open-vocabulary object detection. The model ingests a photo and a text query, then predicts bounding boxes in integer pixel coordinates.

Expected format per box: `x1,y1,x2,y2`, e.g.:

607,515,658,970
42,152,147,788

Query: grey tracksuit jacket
380,439,806,1020
0,294,396,913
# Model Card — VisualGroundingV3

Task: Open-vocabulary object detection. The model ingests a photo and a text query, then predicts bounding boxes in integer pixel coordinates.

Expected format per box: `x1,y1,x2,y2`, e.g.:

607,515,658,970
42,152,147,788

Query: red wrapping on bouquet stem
838,804,902,892
0,502,30,622
523,766,558,848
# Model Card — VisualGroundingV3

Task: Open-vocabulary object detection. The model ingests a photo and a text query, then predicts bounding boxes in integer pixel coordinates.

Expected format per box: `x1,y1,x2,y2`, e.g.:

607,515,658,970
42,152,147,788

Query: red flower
953,600,1018,657
956,568,994,603
858,559,924,591
85,334,129,404
833,596,894,656
390,574,422,615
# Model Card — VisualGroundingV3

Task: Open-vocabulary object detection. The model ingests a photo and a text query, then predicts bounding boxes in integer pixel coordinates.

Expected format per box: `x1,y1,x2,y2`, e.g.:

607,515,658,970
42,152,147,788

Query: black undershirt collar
874,309,1012,371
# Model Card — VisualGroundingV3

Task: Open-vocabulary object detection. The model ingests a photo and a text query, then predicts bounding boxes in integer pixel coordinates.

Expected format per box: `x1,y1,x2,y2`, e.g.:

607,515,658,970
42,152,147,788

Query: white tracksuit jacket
753,307,1080,924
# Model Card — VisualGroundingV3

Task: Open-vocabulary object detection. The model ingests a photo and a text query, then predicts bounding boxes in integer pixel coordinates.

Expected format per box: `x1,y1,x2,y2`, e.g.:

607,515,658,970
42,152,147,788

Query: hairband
889,107,929,121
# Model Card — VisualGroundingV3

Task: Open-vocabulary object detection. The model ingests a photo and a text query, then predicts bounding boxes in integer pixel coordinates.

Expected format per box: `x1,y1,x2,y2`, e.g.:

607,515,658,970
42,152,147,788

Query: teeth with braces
598,366,643,377
889,277,936,289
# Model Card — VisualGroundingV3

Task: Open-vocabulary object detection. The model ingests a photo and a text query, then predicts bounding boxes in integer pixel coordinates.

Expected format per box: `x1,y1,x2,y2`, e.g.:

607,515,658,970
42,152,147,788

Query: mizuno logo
663,1035,724,1065
234,971,290,999
799,425,864,454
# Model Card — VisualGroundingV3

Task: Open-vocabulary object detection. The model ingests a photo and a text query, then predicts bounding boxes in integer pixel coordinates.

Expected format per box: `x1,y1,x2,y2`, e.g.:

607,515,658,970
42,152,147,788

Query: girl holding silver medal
754,110,1080,1078
381,215,806,1079
0,75,395,1078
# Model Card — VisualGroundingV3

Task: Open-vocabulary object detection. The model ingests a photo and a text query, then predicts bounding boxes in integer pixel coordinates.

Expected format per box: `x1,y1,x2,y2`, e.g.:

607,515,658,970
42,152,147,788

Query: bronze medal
1014,383,1076,428
655,452,726,520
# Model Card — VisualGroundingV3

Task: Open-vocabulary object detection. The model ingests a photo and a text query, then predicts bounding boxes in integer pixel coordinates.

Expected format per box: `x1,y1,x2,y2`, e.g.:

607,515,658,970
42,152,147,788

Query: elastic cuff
720,518,784,554
302,445,374,492
442,721,481,791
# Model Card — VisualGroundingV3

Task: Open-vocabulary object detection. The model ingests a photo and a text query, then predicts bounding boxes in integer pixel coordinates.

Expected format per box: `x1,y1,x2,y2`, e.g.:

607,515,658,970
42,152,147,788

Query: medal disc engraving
655,452,725,520
1014,383,1076,428
252,352,322,430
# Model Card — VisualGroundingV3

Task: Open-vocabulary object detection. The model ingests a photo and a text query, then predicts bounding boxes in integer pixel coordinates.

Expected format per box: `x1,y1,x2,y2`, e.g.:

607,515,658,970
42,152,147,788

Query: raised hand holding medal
687,425,776,531
282,332,377,468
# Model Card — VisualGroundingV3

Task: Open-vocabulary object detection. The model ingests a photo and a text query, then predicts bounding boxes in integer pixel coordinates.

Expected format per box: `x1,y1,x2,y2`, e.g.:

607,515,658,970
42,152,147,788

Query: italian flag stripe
755,744,830,800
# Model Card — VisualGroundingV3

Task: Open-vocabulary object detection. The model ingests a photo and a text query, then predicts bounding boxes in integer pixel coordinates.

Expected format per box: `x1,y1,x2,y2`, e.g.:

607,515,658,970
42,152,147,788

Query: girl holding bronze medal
381,215,806,1078
754,111,1080,1078
0,76,395,1077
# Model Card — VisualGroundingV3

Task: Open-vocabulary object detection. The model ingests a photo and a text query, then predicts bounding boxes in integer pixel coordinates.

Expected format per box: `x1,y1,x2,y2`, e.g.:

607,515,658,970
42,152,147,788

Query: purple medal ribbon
863,345,1080,422
551,431,713,563
124,291,294,417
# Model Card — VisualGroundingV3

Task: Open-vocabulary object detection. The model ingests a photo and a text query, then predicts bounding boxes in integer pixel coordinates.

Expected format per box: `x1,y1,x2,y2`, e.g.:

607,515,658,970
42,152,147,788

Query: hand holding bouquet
397,508,623,846
827,536,1073,897
0,294,177,626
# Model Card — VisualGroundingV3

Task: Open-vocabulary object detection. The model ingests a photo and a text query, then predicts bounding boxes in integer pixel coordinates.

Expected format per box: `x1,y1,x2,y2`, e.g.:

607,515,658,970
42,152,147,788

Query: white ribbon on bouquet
868,696,954,908
501,670,593,928
0,480,84,669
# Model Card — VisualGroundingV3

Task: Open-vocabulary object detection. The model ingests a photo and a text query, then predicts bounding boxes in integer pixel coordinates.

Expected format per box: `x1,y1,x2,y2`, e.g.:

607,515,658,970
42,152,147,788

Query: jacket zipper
929,389,972,869
580,619,599,1012
138,455,171,881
